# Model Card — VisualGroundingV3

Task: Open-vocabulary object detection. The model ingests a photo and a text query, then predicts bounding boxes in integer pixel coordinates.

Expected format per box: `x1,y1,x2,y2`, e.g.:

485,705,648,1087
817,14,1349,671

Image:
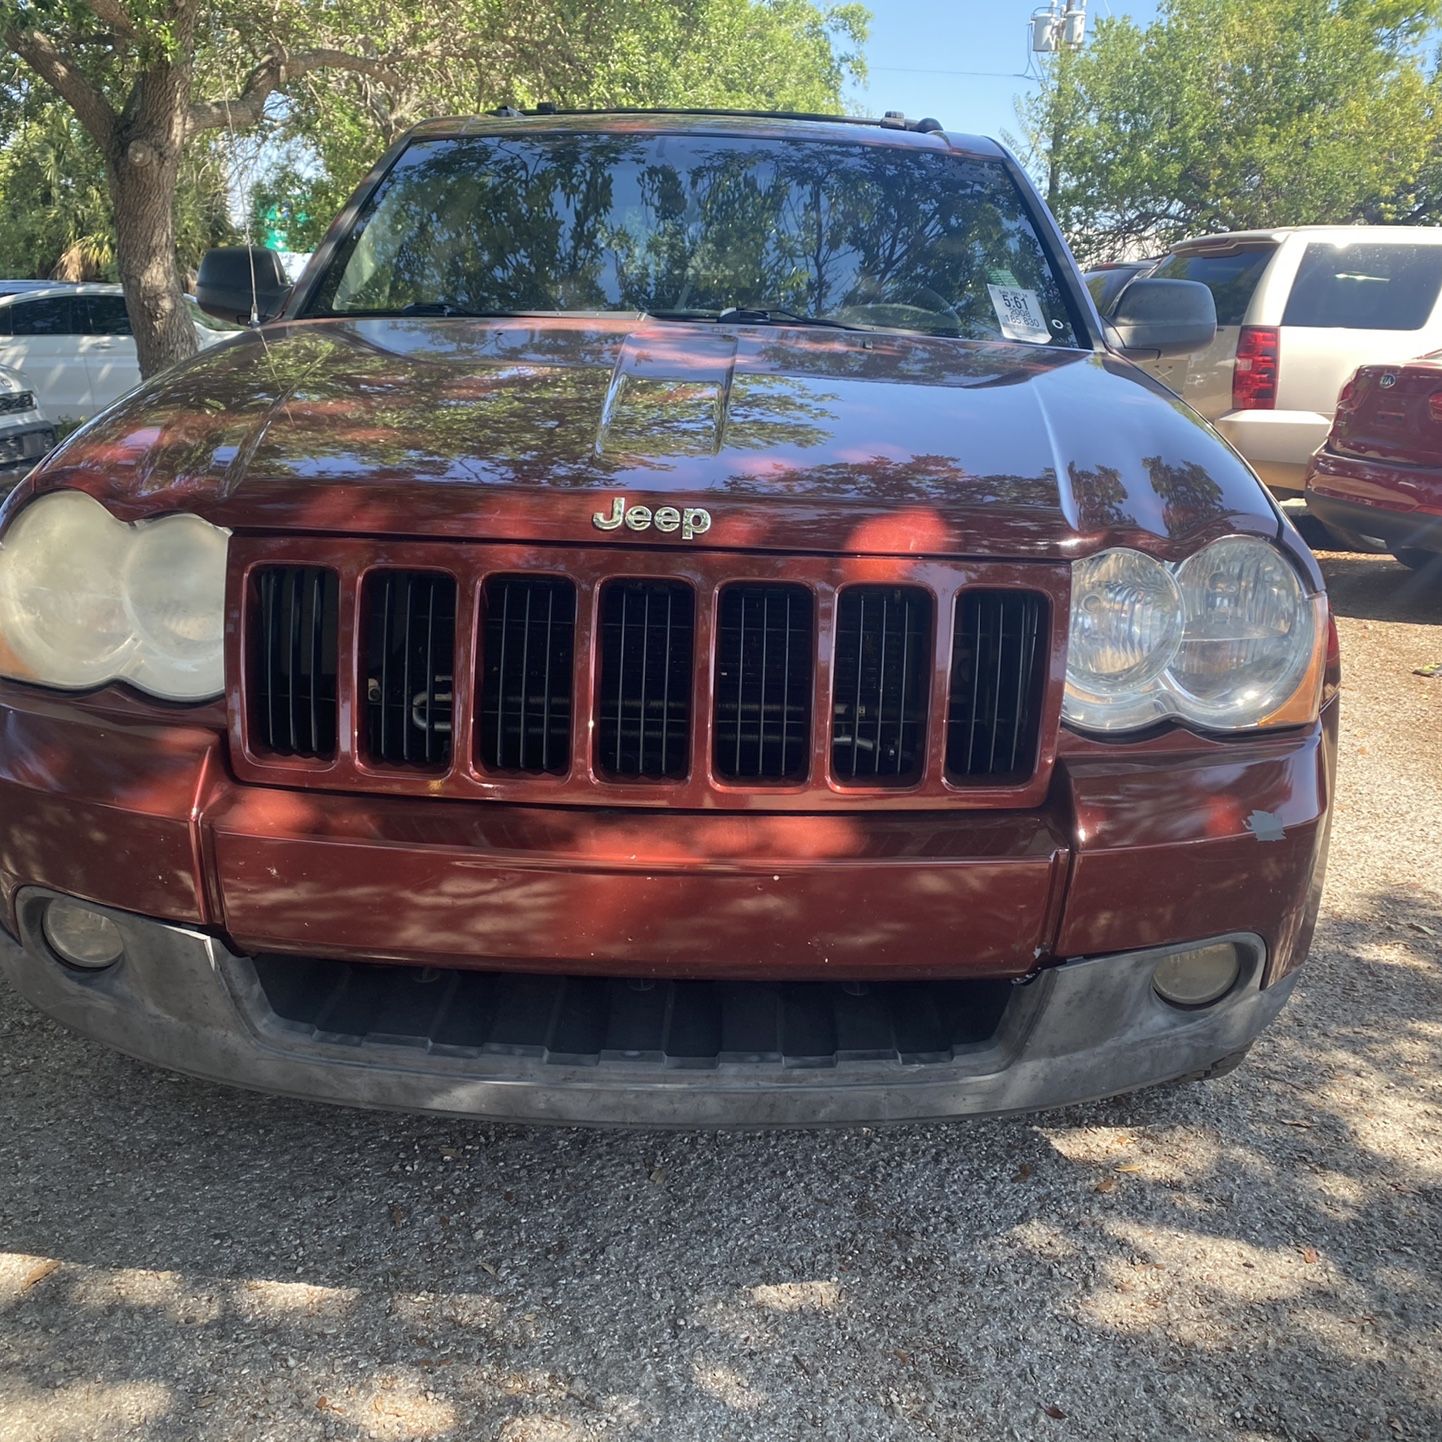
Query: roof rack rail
487,104,947,134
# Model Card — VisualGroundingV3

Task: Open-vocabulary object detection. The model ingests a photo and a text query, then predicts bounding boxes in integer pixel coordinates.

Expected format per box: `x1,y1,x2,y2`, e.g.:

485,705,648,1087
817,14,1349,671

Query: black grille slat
400,580,414,762
830,586,931,785
362,570,457,769
479,576,576,774
946,591,1046,784
285,569,301,753
308,570,323,753
249,566,339,759
713,584,813,782
251,955,1014,1069
597,580,694,780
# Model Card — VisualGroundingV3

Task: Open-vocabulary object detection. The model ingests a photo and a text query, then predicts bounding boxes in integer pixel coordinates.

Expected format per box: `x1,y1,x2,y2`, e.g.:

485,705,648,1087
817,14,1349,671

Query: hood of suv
33,315,1275,559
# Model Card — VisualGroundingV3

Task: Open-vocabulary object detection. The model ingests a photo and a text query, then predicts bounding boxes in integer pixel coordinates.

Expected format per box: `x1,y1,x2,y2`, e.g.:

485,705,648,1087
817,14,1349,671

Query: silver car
1139,225,1442,497
0,364,56,496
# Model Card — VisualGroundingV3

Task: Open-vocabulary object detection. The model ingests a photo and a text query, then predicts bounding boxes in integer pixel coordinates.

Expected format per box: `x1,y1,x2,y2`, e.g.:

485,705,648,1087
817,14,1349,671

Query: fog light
43,901,124,969
1153,943,1241,1008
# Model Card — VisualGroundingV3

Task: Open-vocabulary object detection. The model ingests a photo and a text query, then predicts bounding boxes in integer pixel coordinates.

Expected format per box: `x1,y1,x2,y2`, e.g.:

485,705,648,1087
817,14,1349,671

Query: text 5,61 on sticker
987,284,1052,344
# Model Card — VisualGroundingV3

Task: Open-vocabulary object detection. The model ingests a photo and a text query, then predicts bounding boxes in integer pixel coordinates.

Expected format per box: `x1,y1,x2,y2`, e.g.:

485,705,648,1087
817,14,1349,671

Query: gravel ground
1,548,1439,1442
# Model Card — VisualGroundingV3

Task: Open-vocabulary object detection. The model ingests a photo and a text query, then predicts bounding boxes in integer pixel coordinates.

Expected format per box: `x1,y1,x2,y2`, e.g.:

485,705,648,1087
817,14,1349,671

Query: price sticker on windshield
987,285,1052,343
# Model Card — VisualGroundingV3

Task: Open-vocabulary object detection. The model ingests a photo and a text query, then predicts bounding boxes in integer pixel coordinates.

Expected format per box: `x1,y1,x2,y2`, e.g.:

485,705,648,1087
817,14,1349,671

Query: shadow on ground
1315,548,1442,627
0,875,1438,1442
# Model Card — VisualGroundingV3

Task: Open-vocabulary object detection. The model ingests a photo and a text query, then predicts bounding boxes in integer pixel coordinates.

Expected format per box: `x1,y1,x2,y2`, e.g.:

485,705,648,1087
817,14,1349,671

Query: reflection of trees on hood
721,375,839,454
61,324,852,492
720,451,1060,511
746,334,1079,389
1067,456,1229,539
314,134,1076,343
1142,455,1226,534
1068,462,1131,534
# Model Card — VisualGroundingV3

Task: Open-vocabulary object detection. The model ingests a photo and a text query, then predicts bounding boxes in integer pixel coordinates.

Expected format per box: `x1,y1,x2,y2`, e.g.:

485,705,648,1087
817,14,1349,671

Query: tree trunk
106,139,197,379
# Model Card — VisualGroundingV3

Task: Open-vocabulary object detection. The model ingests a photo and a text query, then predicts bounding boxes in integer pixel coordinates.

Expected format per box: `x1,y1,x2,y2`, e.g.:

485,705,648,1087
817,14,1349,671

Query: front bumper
3,890,1289,1126
0,680,1335,1123
0,681,1335,984
0,422,56,488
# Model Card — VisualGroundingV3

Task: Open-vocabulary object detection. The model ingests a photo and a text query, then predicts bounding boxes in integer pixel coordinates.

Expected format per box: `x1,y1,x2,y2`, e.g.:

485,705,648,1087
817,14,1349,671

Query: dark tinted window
79,295,133,335
309,133,1080,344
6,296,76,336
1282,242,1442,330
1152,246,1275,326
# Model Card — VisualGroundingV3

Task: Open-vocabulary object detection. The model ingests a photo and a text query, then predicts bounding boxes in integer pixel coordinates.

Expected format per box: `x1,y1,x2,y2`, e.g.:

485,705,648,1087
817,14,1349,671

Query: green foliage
3,0,868,281
257,0,870,249
0,87,113,278
1015,0,1442,264
0,80,238,278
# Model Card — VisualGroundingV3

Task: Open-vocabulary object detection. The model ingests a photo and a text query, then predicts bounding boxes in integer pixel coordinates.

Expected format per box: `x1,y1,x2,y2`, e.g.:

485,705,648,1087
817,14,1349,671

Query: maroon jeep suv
0,111,1337,1125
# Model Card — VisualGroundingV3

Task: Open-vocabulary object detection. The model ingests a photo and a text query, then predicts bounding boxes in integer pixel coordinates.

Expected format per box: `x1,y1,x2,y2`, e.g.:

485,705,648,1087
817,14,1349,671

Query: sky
850,0,1162,144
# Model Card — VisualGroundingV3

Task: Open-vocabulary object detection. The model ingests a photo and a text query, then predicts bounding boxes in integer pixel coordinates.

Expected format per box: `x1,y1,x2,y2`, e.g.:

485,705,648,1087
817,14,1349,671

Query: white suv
0,284,233,426
1138,226,1442,497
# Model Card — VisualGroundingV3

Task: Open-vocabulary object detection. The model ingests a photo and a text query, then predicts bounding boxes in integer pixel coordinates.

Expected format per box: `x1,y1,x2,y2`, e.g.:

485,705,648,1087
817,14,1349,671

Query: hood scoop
596,330,737,457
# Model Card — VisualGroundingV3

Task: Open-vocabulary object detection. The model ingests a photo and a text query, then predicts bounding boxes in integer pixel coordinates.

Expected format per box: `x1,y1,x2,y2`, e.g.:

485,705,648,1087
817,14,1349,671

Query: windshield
306,132,1080,345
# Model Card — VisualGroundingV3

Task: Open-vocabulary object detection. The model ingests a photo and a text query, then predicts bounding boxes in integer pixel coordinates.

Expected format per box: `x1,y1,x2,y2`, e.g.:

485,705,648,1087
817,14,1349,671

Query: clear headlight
0,490,228,701
1063,538,1325,734
1064,549,1184,732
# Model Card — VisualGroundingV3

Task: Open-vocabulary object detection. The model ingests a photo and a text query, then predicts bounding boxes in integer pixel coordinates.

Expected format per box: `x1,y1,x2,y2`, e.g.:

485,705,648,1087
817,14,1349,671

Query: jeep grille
478,575,576,775
361,569,457,770
232,543,1059,811
247,565,340,760
830,585,931,785
712,583,813,784
596,579,694,780
946,591,1048,784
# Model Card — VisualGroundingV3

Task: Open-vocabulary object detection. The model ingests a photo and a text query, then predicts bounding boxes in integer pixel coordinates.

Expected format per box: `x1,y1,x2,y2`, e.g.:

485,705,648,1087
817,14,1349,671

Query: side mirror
1106,278,1217,359
196,247,290,326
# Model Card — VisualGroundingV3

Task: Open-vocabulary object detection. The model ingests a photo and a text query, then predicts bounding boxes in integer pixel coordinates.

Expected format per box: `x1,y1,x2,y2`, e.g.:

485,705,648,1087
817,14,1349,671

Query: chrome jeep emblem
1379,372,1398,389
592,496,712,540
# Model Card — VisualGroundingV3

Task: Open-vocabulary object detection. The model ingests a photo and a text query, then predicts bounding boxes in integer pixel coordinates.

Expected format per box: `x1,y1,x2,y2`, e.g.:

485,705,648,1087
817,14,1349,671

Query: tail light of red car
1232,325,1280,411
1327,372,1361,441
1427,389,1442,425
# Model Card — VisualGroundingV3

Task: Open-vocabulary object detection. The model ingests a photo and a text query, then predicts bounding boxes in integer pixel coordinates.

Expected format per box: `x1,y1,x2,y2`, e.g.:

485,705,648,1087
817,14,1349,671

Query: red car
1306,356,1442,569
0,111,1338,1126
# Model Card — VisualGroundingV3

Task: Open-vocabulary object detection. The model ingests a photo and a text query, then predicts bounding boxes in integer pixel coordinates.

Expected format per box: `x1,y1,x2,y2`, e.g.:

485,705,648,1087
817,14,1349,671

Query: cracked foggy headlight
0,490,228,701
1064,538,1326,734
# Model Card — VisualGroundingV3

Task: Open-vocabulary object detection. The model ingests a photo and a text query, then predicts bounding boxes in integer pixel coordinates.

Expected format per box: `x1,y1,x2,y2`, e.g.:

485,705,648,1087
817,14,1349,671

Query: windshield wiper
397,302,539,318
647,306,872,332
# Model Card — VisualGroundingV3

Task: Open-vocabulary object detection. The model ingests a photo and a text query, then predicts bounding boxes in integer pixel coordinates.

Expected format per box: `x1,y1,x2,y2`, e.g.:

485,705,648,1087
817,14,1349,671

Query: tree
1014,0,1442,266
259,0,869,253
1,1,868,377
0,88,234,281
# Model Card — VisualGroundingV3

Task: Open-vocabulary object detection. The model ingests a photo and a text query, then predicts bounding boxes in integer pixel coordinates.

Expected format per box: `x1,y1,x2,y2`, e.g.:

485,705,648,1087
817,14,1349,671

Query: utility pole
1030,0,1088,55
1030,2,1088,211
